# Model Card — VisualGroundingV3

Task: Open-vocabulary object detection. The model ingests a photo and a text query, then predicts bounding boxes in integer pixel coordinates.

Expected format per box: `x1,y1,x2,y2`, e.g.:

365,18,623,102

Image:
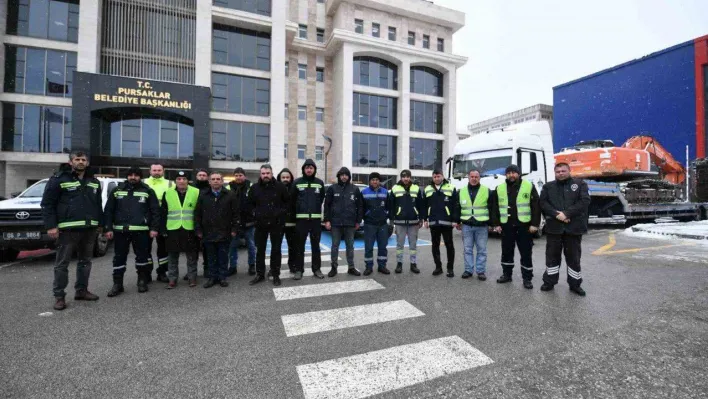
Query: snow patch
623,220,708,242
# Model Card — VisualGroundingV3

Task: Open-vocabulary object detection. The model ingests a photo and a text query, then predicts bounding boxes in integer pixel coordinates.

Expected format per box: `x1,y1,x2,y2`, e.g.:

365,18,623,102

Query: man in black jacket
247,164,290,286
41,151,103,310
104,166,160,296
278,168,298,275
494,165,542,289
189,168,210,279
424,169,459,277
361,172,391,275
540,163,591,296
228,167,256,276
291,159,326,279
324,167,363,277
195,172,239,288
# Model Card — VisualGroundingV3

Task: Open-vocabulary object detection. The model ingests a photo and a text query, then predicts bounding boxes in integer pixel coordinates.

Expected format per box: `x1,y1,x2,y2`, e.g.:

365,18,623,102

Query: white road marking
297,335,494,399
276,266,350,280
281,300,424,337
273,279,384,301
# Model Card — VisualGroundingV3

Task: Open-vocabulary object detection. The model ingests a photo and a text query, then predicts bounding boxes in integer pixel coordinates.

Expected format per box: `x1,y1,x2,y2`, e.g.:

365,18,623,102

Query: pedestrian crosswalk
273,280,384,301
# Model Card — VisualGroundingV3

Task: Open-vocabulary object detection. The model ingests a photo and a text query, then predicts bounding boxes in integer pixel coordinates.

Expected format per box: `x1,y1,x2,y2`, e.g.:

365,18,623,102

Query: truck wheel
0,248,20,262
93,234,109,258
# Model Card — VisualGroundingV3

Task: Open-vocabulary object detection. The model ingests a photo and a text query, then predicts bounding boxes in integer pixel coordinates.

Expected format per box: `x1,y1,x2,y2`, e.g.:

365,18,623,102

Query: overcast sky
432,0,708,131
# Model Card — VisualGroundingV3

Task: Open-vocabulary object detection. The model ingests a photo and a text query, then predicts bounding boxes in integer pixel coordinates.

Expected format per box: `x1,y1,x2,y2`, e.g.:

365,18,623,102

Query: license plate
3,231,41,240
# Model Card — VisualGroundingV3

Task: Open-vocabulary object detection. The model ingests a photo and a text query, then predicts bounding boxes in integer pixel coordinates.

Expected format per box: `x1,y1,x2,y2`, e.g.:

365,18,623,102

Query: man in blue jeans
458,169,497,280
361,172,391,275
227,168,256,276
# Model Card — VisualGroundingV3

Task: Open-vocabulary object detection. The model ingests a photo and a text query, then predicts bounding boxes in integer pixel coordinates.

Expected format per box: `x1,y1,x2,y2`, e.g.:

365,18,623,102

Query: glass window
353,56,397,90
410,66,443,97
437,38,444,52
284,144,288,158
97,113,194,159
388,27,396,41
408,31,415,45
315,146,324,160
423,34,430,49
298,63,307,80
410,138,442,170
316,67,324,82
6,0,80,43
316,28,325,43
285,61,289,76
211,72,270,116
284,104,289,119
410,100,443,134
210,120,269,162
352,133,397,168
299,24,307,39
353,93,397,129
4,45,75,97
316,108,324,122
212,25,271,71
372,23,380,38
298,105,307,120
298,145,306,159
213,0,271,16
1,103,72,153
355,19,363,34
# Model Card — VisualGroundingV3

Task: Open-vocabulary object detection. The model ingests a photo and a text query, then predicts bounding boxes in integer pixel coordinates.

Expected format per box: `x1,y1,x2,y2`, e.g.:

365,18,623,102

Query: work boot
219,280,229,288
447,268,455,278
293,271,303,280
477,273,487,281
348,268,361,276
313,270,325,279
203,279,217,289
432,266,443,276
378,267,391,275
540,283,554,292
74,290,99,301
137,274,149,293
156,273,169,283
497,274,512,284
523,280,533,289
570,286,586,297
328,266,338,277
249,275,265,285
410,264,420,274
273,276,282,287
461,271,473,279
248,264,256,276
395,262,403,274
363,267,373,276
107,276,124,297
54,297,66,311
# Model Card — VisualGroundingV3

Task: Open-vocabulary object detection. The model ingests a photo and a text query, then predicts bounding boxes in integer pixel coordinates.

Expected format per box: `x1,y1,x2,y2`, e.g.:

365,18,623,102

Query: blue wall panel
553,42,697,160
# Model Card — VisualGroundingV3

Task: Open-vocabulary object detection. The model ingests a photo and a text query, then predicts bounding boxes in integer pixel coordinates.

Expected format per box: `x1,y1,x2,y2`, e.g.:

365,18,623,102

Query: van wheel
93,234,109,257
0,248,20,262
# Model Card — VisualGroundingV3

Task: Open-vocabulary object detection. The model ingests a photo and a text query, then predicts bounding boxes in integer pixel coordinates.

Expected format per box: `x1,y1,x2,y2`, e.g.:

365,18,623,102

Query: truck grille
0,209,43,222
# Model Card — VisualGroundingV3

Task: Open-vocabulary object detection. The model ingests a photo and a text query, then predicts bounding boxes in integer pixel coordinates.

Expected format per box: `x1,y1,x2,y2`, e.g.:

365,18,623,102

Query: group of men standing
42,151,590,311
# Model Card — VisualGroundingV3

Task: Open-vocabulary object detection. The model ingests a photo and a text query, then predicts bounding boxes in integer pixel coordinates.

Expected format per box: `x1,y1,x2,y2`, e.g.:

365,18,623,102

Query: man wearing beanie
424,169,459,277
389,170,426,274
227,167,256,276
291,159,326,280
103,166,160,296
494,164,541,289
277,168,298,275
361,172,391,275
324,167,363,277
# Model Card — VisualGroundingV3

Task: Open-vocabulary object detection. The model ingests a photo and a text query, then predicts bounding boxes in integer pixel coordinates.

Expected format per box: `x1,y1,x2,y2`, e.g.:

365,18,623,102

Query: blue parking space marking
263,231,431,254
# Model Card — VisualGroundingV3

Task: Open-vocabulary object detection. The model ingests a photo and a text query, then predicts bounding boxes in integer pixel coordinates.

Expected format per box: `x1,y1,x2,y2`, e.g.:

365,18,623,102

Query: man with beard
277,168,298,274
493,164,541,289
424,169,459,277
324,167,363,277
41,151,103,310
389,170,426,274
291,159,326,280
104,166,160,296
144,164,174,283
228,168,256,276
247,165,290,286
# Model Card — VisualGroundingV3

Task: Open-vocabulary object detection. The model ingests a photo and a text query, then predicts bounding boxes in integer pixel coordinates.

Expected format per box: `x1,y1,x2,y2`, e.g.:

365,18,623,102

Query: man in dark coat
277,168,298,274
291,159,326,280
228,167,256,276
324,167,363,277
247,164,290,287
195,172,239,288
540,163,591,296
162,171,202,288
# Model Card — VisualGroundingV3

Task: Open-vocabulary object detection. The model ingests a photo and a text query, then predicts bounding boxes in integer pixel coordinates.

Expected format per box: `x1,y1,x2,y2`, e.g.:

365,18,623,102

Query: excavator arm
622,136,685,184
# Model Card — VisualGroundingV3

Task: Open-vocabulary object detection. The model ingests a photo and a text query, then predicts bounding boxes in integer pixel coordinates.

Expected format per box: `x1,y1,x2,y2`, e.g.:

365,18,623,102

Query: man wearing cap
144,163,174,283
277,168,298,275
389,170,426,274
291,159,326,280
493,164,541,289
424,169,459,277
195,172,239,288
459,169,497,281
227,167,256,276
324,167,363,277
104,166,161,296
162,171,202,288
361,172,391,275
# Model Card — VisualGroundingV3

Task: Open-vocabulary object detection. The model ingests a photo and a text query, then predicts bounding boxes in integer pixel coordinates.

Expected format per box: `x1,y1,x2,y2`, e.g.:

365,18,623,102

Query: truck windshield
452,155,513,179
19,181,47,198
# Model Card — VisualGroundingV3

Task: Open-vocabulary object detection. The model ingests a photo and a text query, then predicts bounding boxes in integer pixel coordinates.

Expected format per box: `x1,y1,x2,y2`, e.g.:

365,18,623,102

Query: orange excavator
554,135,685,185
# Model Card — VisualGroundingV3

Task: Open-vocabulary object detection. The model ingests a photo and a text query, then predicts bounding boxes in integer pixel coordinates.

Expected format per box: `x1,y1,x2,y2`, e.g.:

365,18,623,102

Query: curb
630,226,708,241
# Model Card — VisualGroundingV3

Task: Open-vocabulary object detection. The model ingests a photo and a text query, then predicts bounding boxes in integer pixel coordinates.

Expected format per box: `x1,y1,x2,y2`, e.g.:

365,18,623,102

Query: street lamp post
322,134,333,183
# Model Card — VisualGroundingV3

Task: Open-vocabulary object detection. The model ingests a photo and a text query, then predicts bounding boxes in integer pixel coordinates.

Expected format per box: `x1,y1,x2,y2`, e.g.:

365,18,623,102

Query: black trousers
148,234,169,275
255,223,284,277
295,219,322,272
284,225,298,271
543,233,583,288
501,223,534,280
112,231,151,277
430,226,454,270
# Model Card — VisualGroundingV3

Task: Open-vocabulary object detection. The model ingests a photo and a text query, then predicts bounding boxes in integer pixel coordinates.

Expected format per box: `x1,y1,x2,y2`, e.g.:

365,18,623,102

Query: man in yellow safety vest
162,170,201,288
458,168,497,281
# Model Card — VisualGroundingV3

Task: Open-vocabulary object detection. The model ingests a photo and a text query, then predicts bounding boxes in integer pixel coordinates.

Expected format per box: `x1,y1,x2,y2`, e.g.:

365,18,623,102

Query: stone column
269,0,287,173
77,0,102,73
195,0,212,87
443,66,458,164
399,58,411,171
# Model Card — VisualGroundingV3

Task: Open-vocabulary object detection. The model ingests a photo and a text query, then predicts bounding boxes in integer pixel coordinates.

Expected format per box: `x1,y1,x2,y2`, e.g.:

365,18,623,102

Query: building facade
466,104,553,136
0,0,466,196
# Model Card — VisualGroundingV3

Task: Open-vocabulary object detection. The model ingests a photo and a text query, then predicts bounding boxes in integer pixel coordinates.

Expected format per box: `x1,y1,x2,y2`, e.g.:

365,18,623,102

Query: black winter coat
41,168,103,231
247,178,290,227
540,178,591,235
292,159,326,221
324,170,363,227
103,181,160,232
277,168,297,226
229,179,253,228
195,188,239,242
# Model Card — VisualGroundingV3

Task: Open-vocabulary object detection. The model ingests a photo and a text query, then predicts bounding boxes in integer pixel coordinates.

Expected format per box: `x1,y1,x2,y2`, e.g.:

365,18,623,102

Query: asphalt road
1,228,706,399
